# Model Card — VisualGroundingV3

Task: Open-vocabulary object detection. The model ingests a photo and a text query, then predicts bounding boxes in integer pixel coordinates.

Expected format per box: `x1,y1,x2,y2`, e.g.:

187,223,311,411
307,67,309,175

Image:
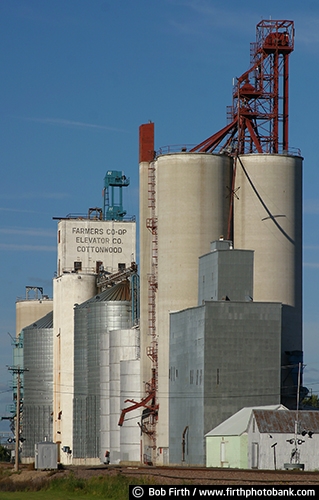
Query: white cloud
0,191,69,202
303,262,319,269
0,227,55,238
294,17,319,46
0,244,56,252
170,2,319,55
18,116,128,133
0,206,38,214
169,0,260,36
304,199,319,214
304,245,319,250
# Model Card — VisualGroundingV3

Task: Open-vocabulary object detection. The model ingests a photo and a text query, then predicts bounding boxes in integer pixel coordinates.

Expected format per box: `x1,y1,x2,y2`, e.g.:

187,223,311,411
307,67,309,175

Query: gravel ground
3,464,319,486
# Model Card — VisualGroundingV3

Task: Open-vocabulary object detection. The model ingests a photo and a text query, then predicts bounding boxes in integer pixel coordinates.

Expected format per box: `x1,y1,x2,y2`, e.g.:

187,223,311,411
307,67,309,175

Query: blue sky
1,0,318,432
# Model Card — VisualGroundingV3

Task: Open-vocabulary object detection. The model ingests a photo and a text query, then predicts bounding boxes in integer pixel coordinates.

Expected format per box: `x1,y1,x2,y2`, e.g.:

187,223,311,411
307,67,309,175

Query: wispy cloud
15,2,91,29
18,116,129,133
0,227,55,238
0,244,56,252
304,199,319,214
170,2,319,53
304,262,319,269
0,206,39,214
294,17,319,46
169,0,256,37
0,192,69,201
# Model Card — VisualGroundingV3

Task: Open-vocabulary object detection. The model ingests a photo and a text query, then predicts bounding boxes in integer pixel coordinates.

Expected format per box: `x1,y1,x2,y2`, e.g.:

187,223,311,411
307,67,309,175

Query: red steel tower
191,20,294,155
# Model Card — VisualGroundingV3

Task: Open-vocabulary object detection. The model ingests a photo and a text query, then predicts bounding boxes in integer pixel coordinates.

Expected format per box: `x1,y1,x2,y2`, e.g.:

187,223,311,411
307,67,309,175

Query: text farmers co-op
72,227,127,236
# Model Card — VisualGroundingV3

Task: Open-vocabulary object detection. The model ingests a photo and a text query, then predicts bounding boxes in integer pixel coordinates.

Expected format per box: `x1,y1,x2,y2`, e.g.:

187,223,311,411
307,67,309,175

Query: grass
0,467,155,500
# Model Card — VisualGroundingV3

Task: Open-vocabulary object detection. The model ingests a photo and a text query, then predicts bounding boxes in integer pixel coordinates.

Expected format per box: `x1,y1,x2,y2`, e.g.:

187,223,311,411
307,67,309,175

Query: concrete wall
53,273,96,463
234,154,302,343
16,298,53,336
198,241,254,303
148,152,232,461
169,301,282,465
57,219,136,275
203,301,282,436
169,306,206,465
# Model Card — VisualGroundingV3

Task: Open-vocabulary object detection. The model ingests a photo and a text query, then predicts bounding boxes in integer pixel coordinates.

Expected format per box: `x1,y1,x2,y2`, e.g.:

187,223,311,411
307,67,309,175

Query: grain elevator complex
10,20,306,468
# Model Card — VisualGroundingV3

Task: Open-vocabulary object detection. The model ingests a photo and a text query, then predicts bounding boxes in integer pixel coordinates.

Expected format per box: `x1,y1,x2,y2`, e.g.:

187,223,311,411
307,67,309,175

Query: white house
206,406,319,470
205,405,285,469
247,409,319,471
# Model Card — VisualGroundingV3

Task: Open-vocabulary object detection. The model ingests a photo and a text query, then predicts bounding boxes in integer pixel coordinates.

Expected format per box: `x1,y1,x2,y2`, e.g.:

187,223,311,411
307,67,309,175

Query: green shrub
0,445,11,463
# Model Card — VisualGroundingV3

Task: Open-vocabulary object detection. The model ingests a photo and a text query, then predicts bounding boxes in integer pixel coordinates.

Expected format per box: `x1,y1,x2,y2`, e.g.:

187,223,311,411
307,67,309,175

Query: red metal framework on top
190,20,294,155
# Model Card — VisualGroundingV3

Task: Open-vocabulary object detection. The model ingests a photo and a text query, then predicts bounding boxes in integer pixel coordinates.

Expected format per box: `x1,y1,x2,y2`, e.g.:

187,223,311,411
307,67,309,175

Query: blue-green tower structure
103,170,130,221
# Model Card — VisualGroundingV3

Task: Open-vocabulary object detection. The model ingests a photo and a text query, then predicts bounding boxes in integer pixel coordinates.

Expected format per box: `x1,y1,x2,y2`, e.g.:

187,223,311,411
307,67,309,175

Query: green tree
302,394,319,408
0,444,11,462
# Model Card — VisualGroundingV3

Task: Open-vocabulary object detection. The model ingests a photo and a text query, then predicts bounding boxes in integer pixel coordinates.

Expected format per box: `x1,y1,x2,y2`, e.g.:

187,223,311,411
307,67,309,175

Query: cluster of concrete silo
139,123,303,464
13,117,303,467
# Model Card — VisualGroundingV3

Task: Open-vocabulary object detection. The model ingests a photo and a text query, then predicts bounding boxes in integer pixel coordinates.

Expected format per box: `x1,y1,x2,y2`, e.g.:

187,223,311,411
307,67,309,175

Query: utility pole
15,370,21,472
8,366,28,472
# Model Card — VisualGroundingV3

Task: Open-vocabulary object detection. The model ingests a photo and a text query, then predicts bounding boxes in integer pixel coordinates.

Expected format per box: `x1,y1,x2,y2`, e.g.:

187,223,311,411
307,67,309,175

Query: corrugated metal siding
21,321,53,458
253,410,319,434
73,289,131,459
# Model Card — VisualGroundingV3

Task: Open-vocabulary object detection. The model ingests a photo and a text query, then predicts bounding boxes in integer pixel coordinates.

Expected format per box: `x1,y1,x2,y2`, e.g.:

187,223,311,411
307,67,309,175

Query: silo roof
23,310,53,330
75,280,131,308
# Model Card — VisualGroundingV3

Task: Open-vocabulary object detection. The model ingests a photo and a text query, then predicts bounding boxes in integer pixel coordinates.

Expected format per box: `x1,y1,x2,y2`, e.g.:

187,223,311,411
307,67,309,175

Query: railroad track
68,465,319,485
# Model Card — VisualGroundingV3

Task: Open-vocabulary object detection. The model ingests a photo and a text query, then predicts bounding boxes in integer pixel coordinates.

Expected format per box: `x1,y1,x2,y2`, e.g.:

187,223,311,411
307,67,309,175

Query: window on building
96,261,103,273
220,440,226,463
74,261,82,272
252,442,259,469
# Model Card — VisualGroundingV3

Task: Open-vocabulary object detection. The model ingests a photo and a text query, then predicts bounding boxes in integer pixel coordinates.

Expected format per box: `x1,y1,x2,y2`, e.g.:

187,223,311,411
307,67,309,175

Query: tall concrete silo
16,287,53,336
53,272,96,463
156,153,232,456
234,153,303,347
139,123,232,462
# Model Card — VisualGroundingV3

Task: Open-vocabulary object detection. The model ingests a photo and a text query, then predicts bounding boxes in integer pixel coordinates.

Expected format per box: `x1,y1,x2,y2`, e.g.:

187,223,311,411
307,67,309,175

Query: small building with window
206,407,319,470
